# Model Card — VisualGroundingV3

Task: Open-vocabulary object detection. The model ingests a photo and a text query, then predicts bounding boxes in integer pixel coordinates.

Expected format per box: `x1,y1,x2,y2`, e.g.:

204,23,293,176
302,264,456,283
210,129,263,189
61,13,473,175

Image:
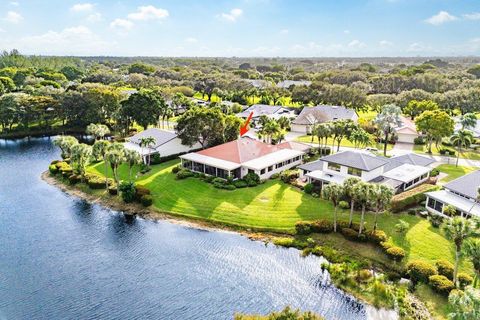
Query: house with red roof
179,137,308,179
394,116,419,144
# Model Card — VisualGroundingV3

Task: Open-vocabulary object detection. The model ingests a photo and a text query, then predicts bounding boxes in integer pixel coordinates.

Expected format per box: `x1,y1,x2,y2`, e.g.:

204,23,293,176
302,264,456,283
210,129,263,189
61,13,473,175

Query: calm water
0,137,380,320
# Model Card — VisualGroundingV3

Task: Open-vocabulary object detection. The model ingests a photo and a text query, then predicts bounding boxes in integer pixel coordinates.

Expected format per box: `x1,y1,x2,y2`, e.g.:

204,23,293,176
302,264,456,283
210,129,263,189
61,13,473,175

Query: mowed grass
87,160,473,273
436,164,477,183
414,144,480,161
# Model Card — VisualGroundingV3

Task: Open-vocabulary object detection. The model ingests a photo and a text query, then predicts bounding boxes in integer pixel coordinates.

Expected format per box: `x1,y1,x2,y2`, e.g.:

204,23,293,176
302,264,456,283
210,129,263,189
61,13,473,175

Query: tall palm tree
139,136,156,166
343,177,361,228
106,149,125,189
371,184,394,230
374,104,402,156
450,130,474,167
53,135,78,159
322,183,344,232
315,123,331,155
459,112,477,130
277,116,291,131
448,286,480,320
349,128,371,149
352,182,373,235
93,140,110,189
70,143,92,181
124,149,142,182
463,238,480,287
443,217,474,286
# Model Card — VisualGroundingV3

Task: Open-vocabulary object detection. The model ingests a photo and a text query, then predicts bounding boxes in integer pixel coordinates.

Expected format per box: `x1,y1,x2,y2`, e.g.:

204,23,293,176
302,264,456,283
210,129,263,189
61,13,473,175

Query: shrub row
173,167,262,190
390,184,439,212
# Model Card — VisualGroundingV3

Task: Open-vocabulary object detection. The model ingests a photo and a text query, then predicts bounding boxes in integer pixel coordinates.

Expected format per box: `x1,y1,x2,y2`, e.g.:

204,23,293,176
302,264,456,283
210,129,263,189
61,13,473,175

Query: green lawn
295,135,394,151
87,160,473,274
414,144,480,161
436,164,477,183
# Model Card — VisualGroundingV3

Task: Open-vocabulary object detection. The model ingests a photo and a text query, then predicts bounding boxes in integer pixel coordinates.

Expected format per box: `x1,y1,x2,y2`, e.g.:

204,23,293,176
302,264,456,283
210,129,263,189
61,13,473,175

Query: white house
395,116,419,144
299,151,434,193
425,170,480,218
291,105,358,134
124,128,201,162
179,137,307,180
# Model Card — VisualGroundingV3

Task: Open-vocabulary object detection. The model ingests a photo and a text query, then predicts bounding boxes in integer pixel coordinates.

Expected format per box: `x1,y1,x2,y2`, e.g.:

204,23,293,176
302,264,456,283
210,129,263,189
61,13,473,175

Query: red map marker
240,111,254,137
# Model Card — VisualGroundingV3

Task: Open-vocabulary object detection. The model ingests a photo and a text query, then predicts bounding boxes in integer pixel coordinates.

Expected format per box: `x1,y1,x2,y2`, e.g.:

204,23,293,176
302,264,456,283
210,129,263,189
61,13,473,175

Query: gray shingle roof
298,160,323,172
292,105,357,125
128,128,177,149
237,104,286,118
276,80,312,88
444,170,480,199
320,151,389,171
390,153,435,167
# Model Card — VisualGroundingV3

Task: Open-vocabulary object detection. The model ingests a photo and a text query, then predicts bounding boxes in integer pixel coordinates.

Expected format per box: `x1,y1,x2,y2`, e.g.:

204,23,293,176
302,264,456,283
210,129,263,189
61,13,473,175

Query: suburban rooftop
444,170,480,199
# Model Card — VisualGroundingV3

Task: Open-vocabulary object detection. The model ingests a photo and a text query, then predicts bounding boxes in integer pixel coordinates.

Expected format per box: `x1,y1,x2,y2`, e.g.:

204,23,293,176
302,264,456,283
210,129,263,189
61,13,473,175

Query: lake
0,137,394,320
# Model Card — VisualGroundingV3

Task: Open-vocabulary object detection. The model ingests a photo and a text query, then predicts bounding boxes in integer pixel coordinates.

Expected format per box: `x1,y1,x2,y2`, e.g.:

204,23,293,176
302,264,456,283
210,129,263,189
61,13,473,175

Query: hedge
295,221,313,235
140,195,153,207
386,246,406,261
406,260,438,283
391,184,439,212
311,219,333,233
457,273,473,288
429,275,455,295
435,260,454,280
49,164,59,174
176,169,194,180
366,230,388,244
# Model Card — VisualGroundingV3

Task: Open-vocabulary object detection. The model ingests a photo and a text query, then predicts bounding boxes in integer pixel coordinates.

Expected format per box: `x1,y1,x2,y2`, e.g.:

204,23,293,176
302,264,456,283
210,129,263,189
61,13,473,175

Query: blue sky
0,0,479,57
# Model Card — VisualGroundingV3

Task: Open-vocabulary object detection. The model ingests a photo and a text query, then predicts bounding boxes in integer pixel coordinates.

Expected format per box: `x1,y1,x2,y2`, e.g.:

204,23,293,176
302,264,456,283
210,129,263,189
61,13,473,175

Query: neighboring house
244,79,272,89
237,104,295,124
454,118,480,138
124,128,201,162
276,80,312,89
291,105,358,134
395,116,419,144
179,137,306,180
425,170,480,218
299,151,434,193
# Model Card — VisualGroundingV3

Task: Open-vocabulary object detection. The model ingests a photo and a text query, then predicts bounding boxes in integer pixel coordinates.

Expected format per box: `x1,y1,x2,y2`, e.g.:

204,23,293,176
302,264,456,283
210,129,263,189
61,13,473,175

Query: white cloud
6,26,112,55
464,12,480,20
425,11,457,25
343,30,350,34
185,37,198,43
127,5,169,21
71,3,94,12
407,42,430,52
279,29,289,35
9,1,19,6
219,8,243,22
379,40,393,47
348,39,366,48
87,12,102,22
110,19,134,30
3,11,23,23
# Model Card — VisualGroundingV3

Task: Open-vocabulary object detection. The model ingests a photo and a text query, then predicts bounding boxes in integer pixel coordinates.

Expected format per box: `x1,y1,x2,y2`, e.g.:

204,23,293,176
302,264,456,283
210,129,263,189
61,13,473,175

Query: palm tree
459,112,477,130
374,104,402,156
448,286,480,320
450,130,474,167
70,143,92,181
277,116,291,131
106,149,125,189
53,135,78,159
443,217,474,286
93,140,110,188
463,238,480,287
371,184,394,230
124,149,142,182
139,136,156,166
349,128,371,149
352,182,373,235
315,123,330,155
86,123,110,140
343,177,361,228
322,183,344,232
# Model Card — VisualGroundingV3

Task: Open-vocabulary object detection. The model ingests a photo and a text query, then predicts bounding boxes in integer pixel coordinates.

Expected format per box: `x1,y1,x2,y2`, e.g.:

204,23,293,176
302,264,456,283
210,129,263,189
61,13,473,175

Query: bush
435,260,454,279
270,173,280,179
338,200,350,209
357,269,373,283
171,165,181,174
150,153,162,165
406,260,438,283
457,273,473,288
87,175,108,189
341,228,359,241
280,170,300,184
338,220,361,232
380,241,393,251
233,179,248,188
311,219,334,233
49,164,59,174
273,237,309,249
176,169,194,180
119,182,136,203
428,214,444,228
212,178,236,190
430,168,440,177
366,230,388,244
429,275,454,295
438,148,456,156
317,147,331,156
386,246,406,261
68,174,81,184
391,184,439,212
295,221,312,235
303,183,314,194
108,187,118,195
140,195,153,207
244,172,260,186
414,137,425,145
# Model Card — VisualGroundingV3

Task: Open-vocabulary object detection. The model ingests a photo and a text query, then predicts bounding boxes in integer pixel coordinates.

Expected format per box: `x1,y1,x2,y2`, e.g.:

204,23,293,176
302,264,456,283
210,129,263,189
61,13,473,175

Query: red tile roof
197,137,285,164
